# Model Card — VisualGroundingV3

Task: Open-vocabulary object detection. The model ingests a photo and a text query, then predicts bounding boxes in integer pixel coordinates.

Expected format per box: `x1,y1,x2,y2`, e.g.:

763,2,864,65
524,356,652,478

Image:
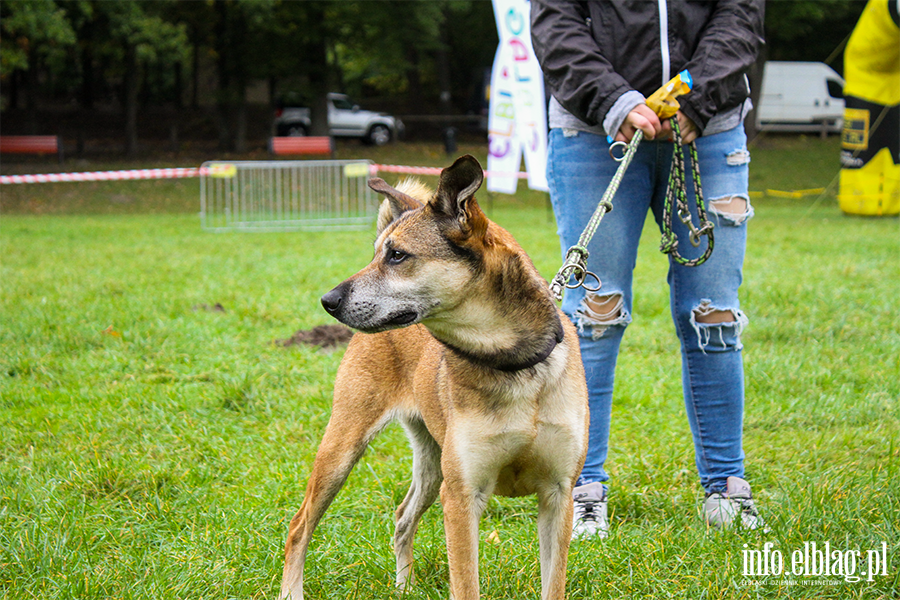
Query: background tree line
0,0,866,155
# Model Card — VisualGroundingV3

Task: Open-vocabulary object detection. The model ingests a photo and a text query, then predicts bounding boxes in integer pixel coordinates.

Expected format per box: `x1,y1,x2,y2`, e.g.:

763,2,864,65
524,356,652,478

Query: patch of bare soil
276,324,354,350
192,303,226,312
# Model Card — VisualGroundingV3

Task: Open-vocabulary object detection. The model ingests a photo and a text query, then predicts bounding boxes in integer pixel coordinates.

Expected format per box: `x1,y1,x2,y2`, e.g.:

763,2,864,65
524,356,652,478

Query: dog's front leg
394,417,443,591
279,435,366,600
440,473,490,600
280,401,388,600
537,483,576,600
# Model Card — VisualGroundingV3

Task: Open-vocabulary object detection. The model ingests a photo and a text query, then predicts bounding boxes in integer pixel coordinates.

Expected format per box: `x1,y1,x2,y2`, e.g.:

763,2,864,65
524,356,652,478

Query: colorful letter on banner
488,0,548,193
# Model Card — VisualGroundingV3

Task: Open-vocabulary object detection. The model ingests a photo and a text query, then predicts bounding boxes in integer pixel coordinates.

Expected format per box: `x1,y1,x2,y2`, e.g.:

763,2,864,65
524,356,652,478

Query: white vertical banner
488,0,549,194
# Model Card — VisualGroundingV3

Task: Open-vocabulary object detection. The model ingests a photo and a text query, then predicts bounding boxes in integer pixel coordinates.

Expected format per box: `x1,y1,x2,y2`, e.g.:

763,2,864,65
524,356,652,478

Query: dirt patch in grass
277,324,354,350
192,303,226,313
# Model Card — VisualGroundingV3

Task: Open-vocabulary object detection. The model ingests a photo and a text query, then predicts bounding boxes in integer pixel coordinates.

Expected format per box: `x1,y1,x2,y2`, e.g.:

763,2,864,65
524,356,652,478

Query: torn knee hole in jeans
575,292,631,339
709,194,754,226
725,148,751,166
690,300,749,352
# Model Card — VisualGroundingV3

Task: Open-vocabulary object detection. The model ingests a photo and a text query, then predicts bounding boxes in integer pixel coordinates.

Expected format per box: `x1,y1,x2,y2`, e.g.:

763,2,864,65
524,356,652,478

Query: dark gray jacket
531,0,765,134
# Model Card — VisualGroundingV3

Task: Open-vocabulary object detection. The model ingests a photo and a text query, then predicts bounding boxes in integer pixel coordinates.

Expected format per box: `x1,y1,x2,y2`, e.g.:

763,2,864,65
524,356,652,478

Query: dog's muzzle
321,281,418,331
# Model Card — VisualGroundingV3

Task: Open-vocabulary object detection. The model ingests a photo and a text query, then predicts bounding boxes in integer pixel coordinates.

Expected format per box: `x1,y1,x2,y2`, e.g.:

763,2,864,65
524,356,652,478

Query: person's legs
650,124,753,495
547,128,656,487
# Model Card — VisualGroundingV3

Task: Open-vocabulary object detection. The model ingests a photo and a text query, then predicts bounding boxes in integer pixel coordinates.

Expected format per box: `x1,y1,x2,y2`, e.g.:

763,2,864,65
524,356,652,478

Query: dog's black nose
321,287,343,315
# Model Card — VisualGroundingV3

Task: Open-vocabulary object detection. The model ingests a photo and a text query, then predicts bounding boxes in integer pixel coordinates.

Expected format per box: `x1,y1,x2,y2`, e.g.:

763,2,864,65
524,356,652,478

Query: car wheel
281,124,308,137
367,124,391,146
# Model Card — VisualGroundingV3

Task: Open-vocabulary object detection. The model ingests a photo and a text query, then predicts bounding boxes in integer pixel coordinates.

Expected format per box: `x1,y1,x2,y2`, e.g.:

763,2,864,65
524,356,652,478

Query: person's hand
614,104,663,143
660,110,699,145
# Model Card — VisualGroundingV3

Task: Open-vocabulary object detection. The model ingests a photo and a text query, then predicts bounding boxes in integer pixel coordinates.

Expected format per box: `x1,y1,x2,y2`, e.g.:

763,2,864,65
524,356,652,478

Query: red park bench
0,135,64,164
269,136,334,158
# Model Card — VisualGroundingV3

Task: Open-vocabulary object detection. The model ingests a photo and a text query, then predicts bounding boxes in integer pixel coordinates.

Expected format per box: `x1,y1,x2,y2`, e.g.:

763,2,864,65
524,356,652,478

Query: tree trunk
214,0,232,151
405,46,423,113
124,44,140,155
268,77,278,136
191,31,200,109
174,61,184,108
9,69,20,111
234,81,247,153
81,20,95,110
306,4,331,137
436,9,453,114
309,93,330,137
26,47,38,134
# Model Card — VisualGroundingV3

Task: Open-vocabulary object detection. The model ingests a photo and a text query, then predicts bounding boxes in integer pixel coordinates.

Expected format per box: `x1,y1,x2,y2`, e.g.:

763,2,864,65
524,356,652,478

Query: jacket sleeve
530,0,632,127
679,0,765,131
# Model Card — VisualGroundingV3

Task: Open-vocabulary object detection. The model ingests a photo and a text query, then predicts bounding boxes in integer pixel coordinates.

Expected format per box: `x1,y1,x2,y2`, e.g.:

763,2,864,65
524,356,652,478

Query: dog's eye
387,249,408,264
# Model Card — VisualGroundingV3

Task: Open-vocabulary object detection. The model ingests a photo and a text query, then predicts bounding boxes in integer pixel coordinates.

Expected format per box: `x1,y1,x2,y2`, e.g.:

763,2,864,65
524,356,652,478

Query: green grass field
1,136,898,599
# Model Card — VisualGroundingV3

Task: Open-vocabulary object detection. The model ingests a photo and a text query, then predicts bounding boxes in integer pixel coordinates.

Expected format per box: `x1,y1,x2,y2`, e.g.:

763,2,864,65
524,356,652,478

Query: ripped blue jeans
547,124,753,494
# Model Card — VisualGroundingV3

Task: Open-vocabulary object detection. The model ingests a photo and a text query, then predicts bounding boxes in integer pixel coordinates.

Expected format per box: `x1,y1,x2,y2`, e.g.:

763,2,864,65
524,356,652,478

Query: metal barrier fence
200,160,377,231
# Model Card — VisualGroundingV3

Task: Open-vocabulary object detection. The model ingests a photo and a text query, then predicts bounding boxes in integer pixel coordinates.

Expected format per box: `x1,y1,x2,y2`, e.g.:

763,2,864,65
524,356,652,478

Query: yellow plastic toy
646,70,693,120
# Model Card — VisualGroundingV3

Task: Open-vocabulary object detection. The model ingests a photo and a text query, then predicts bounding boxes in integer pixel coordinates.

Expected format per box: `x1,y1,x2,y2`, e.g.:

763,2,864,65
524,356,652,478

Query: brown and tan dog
279,155,588,600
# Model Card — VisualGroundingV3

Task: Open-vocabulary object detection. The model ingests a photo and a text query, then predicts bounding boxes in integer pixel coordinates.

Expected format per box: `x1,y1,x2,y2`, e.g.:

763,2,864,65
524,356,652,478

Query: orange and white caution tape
0,167,202,185
1,164,532,185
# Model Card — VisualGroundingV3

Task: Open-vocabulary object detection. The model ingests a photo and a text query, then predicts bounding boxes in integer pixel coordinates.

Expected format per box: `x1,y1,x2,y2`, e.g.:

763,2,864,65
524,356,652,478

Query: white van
756,61,845,133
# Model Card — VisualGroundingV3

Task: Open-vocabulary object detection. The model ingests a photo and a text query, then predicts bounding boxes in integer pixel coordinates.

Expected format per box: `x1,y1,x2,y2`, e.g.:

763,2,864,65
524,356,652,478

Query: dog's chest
445,362,585,497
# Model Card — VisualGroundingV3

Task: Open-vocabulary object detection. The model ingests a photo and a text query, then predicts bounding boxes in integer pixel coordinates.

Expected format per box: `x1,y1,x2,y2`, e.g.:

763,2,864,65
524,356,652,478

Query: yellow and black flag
839,0,900,216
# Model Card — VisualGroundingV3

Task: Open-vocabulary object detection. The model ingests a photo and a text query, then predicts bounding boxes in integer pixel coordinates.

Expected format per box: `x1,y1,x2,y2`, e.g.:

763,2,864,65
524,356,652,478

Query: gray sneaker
703,476,769,532
572,482,608,540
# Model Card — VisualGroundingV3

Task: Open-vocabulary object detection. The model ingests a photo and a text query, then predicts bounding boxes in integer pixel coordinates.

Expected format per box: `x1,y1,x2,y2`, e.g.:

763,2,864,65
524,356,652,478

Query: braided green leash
548,130,644,300
659,118,714,266
549,119,715,302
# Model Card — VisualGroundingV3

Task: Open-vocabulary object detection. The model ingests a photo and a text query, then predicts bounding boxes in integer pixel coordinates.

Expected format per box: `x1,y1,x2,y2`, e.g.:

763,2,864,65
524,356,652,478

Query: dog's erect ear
433,155,487,237
369,178,424,235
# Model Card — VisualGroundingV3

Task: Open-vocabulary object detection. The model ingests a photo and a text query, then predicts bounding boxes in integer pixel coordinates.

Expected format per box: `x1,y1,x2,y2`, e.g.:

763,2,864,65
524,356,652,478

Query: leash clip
549,245,601,301
689,221,715,247
676,206,714,248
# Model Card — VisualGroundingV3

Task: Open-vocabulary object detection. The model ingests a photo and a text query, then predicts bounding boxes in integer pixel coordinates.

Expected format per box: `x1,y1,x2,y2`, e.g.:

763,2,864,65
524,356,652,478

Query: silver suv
274,93,403,145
